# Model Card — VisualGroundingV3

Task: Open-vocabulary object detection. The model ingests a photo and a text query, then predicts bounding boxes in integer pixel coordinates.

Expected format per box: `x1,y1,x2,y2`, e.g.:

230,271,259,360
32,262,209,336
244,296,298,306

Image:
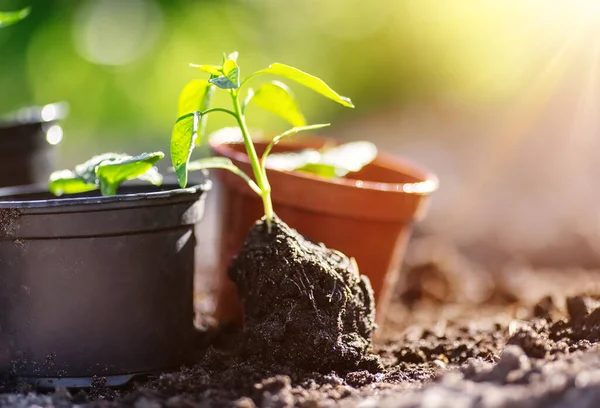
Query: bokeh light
72,0,163,66
46,125,63,145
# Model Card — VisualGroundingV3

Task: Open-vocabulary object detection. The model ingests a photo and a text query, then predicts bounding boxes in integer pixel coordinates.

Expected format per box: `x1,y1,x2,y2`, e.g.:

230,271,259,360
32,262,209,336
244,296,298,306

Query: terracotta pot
210,137,437,325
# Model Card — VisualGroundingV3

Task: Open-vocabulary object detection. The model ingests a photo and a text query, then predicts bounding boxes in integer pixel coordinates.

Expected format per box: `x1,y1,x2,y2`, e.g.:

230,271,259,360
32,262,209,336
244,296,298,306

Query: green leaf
74,153,125,185
250,81,306,127
190,64,222,76
96,152,164,196
178,79,215,144
249,63,354,108
178,79,213,116
171,112,199,188
137,166,163,186
209,58,240,89
49,152,165,197
265,141,377,179
296,162,341,178
0,7,31,28
264,149,319,172
319,141,377,172
188,157,261,195
48,170,97,196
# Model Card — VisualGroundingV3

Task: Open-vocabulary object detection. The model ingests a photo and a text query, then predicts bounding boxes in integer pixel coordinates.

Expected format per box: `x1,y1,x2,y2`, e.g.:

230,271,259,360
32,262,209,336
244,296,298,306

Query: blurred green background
1,0,557,165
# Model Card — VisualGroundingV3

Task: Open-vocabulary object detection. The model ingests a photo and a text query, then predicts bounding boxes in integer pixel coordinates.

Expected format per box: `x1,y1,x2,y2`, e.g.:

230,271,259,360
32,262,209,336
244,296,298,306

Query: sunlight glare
41,104,58,122
46,125,63,145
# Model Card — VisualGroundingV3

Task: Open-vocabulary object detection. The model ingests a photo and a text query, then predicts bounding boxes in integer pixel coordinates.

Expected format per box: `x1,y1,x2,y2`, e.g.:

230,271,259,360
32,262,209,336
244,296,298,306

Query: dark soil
5,239,600,406
228,216,380,373
0,208,21,237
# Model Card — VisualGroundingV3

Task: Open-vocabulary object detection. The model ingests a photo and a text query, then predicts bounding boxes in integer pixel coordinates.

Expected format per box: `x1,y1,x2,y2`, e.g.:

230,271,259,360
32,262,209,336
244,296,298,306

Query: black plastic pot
0,181,211,388
0,102,68,188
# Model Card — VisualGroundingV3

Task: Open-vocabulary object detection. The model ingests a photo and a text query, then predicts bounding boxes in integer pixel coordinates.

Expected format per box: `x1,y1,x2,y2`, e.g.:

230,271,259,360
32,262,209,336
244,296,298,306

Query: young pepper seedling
171,52,355,227
49,152,164,196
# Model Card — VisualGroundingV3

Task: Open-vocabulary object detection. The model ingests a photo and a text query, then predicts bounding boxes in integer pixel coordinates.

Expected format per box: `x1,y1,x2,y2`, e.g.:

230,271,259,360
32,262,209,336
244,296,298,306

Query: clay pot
211,137,437,325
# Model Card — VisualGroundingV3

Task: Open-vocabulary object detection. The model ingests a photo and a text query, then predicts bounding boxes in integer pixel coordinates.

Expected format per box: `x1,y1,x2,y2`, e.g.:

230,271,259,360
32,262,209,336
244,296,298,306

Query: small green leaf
48,170,97,196
190,64,222,76
74,153,125,185
209,58,240,89
250,81,306,127
96,152,164,196
265,141,377,179
296,162,341,178
0,7,31,28
171,112,199,188
264,149,321,172
250,63,354,108
49,152,165,197
319,141,378,172
188,157,261,195
137,166,163,186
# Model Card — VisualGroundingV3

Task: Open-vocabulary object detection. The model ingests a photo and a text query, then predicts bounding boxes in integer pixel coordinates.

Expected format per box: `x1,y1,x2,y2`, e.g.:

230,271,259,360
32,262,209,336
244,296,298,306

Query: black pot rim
0,180,212,209
0,102,69,129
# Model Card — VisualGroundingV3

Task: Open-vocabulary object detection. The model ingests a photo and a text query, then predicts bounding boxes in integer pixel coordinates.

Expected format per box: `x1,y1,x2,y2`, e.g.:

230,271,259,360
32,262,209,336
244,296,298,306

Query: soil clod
228,216,380,373
0,208,21,237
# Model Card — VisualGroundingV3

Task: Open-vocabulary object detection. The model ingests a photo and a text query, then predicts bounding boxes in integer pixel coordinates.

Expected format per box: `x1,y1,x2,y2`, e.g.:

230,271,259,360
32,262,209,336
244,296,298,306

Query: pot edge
0,180,212,209
211,138,438,196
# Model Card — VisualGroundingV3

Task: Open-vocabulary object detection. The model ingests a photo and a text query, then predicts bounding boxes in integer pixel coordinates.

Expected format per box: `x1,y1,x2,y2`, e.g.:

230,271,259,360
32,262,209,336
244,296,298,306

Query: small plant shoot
0,6,30,28
49,152,164,196
172,51,370,226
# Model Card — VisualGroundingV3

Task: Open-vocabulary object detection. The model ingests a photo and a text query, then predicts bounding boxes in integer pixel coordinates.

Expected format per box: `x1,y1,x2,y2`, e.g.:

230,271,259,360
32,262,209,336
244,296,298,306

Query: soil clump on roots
228,215,381,373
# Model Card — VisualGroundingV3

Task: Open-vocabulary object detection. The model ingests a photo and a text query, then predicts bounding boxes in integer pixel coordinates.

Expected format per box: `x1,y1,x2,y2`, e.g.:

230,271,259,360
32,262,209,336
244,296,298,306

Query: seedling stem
230,90,274,225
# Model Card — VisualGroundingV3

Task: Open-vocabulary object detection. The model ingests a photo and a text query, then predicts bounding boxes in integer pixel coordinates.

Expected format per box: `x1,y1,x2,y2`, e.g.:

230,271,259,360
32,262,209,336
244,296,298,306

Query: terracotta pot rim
210,137,439,196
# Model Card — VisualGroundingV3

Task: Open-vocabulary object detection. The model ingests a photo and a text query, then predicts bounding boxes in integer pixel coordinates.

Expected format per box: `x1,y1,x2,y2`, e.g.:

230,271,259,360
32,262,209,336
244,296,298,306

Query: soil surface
4,242,600,407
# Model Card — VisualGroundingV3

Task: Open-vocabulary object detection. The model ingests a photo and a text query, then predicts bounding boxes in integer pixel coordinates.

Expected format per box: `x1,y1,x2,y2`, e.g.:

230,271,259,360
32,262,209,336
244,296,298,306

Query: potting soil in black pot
229,216,381,372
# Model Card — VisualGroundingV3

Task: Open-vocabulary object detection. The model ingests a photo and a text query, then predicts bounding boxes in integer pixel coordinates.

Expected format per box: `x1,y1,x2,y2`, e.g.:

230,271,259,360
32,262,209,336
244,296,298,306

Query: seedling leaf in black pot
96,152,164,196
49,152,164,196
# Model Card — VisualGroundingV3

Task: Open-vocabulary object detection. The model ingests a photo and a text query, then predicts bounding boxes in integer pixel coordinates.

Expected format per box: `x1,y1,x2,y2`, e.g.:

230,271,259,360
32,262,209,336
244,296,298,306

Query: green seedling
47,52,377,204
265,141,378,178
171,51,368,226
49,152,164,196
0,6,30,28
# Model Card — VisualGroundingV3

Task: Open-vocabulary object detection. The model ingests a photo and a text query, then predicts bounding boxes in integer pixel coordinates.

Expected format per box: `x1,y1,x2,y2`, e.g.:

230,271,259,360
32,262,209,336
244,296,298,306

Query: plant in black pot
0,148,211,386
170,52,381,372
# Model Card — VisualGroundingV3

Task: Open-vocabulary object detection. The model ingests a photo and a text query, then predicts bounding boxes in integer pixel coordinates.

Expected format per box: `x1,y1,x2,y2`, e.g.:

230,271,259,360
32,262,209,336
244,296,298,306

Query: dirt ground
3,241,600,408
